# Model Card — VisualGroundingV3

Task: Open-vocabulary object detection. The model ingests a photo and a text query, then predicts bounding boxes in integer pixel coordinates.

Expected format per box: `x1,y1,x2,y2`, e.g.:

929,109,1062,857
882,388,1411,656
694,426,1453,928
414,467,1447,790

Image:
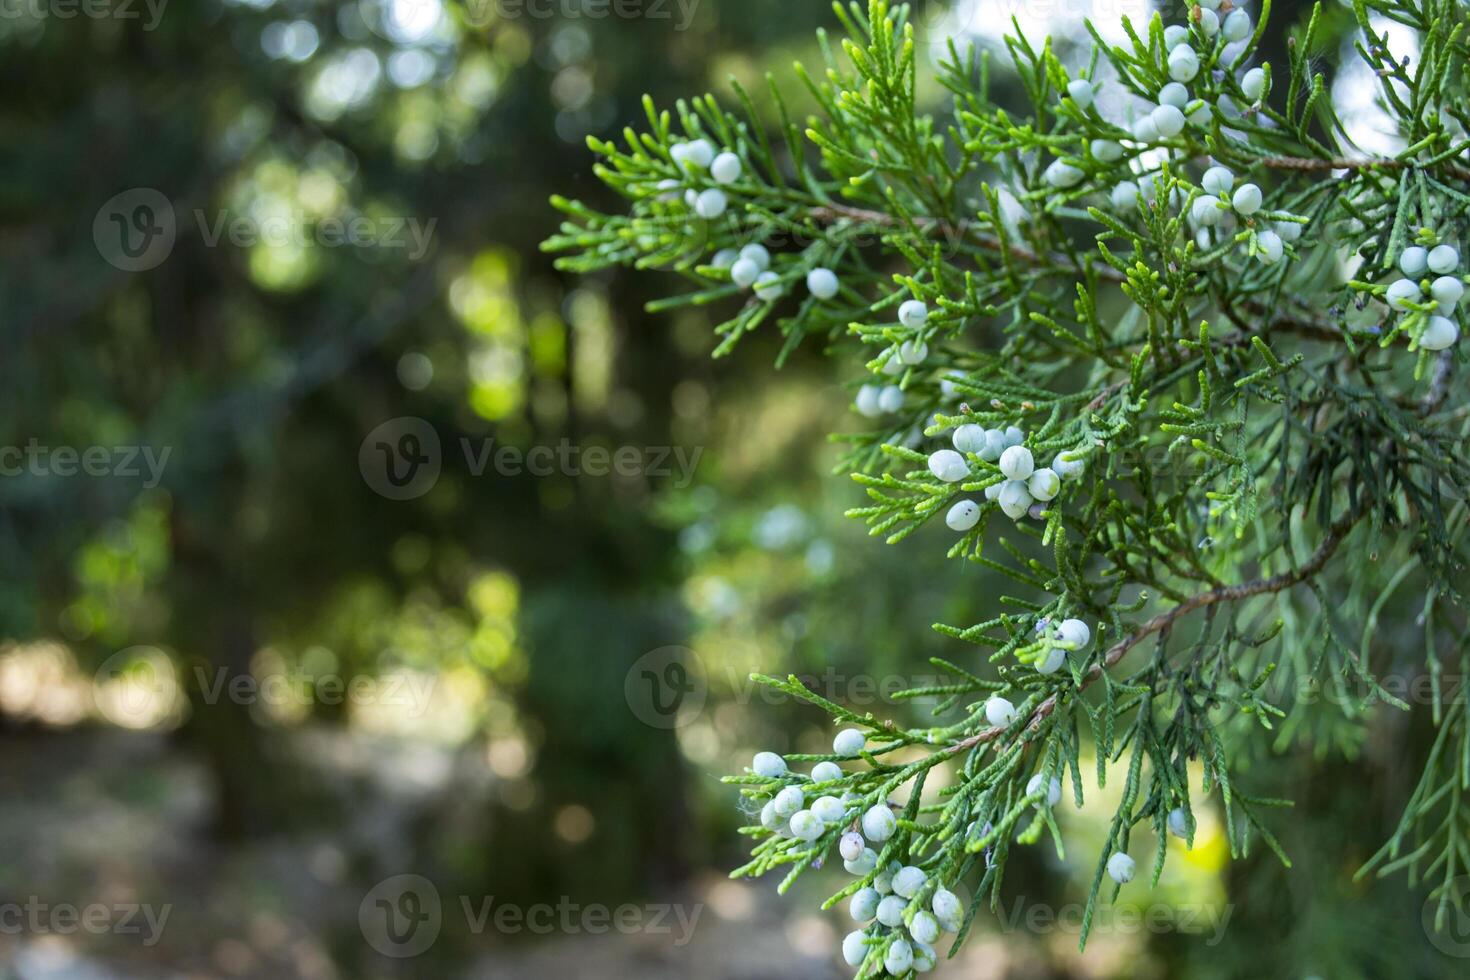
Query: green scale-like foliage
547,0,1470,973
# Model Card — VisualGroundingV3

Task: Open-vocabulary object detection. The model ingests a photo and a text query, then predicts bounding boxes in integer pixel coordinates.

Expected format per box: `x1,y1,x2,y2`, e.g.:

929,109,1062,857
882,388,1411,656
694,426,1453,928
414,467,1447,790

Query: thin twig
948,508,1362,754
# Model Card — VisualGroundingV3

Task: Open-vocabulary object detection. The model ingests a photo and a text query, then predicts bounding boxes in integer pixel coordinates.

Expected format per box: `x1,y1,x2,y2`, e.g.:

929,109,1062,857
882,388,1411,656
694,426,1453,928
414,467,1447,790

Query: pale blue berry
953,424,986,453
1400,246,1429,277
1066,78,1095,109
1027,773,1063,806
1387,278,1422,311
928,449,969,483
877,385,904,414
1044,159,1086,189
1027,468,1060,502
999,445,1034,480
1107,851,1137,883
998,480,1032,520
898,299,928,328
739,243,771,270
834,728,867,757
1091,139,1124,162
899,339,929,364
1158,82,1189,108
753,752,786,778
1256,229,1284,264
1431,276,1463,308
876,895,907,927
1152,104,1186,138
893,866,928,899
1241,67,1266,101
885,937,914,975
813,796,847,824
839,831,866,862
730,257,761,288
1428,245,1459,274
773,785,804,818
1053,450,1085,480
985,696,1018,728
754,271,783,301
931,887,962,924
1421,316,1459,351
910,910,941,945
1231,183,1263,215
946,500,981,532
845,846,879,876
862,804,897,843
711,247,739,268
812,761,844,784
710,151,742,184
1168,46,1200,83
851,887,881,922
807,267,840,299
789,809,824,841
912,940,937,973
1057,618,1091,649
1202,165,1234,196
1112,180,1142,210
1168,807,1190,839
1036,647,1066,674
842,930,870,967
1222,9,1251,42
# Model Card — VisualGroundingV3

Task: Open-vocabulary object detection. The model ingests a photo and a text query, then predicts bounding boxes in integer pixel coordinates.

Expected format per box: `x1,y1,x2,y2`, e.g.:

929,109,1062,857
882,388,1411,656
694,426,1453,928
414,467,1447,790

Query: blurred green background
1,0,1465,977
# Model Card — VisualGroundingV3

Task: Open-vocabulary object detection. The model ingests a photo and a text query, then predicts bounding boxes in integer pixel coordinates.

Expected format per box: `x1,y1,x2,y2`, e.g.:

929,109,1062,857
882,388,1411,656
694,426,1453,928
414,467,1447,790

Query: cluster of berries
852,299,931,415
658,138,743,219
1383,240,1463,351
929,428,1086,526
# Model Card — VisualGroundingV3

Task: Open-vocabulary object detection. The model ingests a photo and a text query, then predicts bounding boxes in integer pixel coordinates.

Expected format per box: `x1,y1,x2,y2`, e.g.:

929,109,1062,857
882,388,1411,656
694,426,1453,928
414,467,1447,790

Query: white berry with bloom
813,796,848,823
807,267,840,299
1056,618,1092,650
1107,852,1137,883
985,696,1018,727
1053,450,1085,480
998,480,1033,520
730,257,761,288
1223,8,1252,42
877,385,905,413
753,752,786,777
999,446,1035,481
1067,78,1094,109
1202,166,1234,195
1386,278,1422,311
898,299,928,328
1428,245,1459,274
754,271,783,300
695,188,727,219
862,804,897,842
834,729,867,757
900,338,928,364
953,424,986,453
789,809,824,841
1421,316,1459,351
885,938,914,975
773,785,804,817
1027,468,1061,502
1027,773,1063,806
1232,183,1263,215
947,499,981,532
893,865,928,898
850,887,880,922
710,151,742,184
812,761,844,783
929,449,969,483
1400,246,1429,277
1036,646,1066,674
1168,807,1191,839
1045,159,1086,188
842,931,869,967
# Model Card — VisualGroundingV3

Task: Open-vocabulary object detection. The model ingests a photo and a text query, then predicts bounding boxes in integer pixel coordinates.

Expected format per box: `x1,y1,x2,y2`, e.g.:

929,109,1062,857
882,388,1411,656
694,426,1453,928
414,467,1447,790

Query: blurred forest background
0,0,1466,977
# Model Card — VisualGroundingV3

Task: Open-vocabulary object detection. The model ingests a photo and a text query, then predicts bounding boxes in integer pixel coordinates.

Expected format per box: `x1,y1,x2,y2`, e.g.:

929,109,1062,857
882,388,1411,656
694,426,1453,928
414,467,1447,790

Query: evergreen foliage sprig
546,0,1470,972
